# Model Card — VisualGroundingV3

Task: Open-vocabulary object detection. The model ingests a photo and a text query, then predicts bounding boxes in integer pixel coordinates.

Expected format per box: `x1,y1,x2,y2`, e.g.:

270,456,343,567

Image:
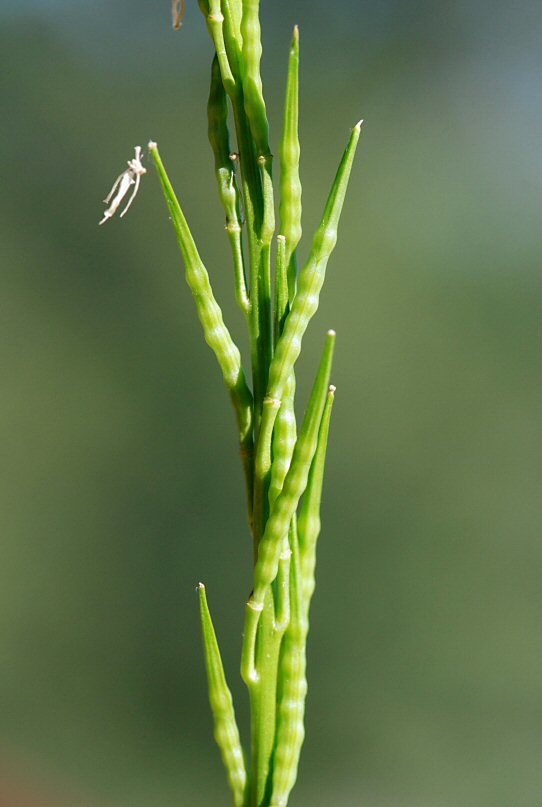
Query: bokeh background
1,1,541,804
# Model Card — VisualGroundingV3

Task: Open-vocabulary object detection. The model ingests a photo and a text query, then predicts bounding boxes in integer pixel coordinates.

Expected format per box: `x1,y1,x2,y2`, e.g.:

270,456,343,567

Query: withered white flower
172,0,185,31
99,146,146,225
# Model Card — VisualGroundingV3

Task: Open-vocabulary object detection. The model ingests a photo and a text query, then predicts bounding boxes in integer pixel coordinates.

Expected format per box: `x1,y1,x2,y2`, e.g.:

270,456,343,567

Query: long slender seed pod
255,122,361,492
297,388,336,613
148,143,254,513
241,338,334,805
272,388,335,807
270,524,307,807
270,123,360,401
270,235,296,644
207,54,249,315
240,0,274,409
279,26,302,302
198,584,248,807
269,235,297,507
244,330,335,643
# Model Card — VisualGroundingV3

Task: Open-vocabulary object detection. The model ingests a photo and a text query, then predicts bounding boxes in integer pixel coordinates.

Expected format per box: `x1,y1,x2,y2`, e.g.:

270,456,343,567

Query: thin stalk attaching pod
297,386,336,613
200,0,237,96
270,525,307,807
207,54,249,315
147,142,254,513
243,332,335,677
279,26,302,302
198,584,248,807
255,122,361,483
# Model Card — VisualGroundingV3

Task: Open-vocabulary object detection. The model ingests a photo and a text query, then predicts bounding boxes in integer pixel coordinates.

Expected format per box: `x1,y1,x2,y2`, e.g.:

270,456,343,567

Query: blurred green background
1,1,541,805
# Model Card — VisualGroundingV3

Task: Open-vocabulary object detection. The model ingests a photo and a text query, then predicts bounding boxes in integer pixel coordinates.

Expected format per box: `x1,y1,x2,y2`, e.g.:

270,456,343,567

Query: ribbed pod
199,584,247,807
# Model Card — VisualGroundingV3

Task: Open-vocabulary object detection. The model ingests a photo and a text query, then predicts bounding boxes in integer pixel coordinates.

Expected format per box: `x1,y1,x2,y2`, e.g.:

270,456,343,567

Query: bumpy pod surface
279,26,302,301
298,389,335,612
148,144,253,498
270,530,307,807
199,584,247,807
251,331,335,607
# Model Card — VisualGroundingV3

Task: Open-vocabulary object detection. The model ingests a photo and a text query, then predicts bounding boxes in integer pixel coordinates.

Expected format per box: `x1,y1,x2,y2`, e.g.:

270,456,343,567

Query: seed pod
242,334,335,685
298,388,336,613
270,527,307,807
255,122,361,489
148,143,254,512
198,584,248,807
279,26,302,302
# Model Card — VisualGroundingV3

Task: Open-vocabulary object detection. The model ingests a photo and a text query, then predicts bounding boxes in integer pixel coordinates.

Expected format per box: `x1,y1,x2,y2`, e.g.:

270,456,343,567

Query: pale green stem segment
242,333,335,683
279,26,302,303
208,54,250,315
255,122,361,496
297,388,336,613
269,523,307,807
148,143,254,513
198,584,248,807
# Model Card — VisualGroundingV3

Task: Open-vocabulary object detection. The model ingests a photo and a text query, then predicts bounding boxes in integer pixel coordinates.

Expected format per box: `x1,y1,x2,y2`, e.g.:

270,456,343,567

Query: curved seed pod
269,235,297,508
256,122,361,479
279,26,302,302
208,54,249,314
198,584,248,807
298,388,335,613
246,331,335,627
148,143,254,511
272,386,335,807
270,526,307,807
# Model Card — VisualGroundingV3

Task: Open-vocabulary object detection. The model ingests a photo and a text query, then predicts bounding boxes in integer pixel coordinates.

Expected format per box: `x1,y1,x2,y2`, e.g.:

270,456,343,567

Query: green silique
131,6,359,806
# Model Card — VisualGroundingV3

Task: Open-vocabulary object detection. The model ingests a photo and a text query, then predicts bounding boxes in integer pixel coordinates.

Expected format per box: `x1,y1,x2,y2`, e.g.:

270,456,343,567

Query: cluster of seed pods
144,3,361,805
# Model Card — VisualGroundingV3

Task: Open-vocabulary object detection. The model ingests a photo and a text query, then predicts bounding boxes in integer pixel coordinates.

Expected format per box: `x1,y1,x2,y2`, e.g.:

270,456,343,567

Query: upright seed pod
297,389,336,613
271,386,336,807
279,26,302,302
198,584,248,807
242,334,335,690
254,122,361,494
148,143,254,514
269,526,307,807
269,235,297,509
